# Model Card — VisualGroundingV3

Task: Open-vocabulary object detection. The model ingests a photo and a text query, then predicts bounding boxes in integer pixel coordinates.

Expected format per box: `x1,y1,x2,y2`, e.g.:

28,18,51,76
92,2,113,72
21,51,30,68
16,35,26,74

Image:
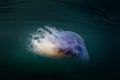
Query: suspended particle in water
27,25,89,62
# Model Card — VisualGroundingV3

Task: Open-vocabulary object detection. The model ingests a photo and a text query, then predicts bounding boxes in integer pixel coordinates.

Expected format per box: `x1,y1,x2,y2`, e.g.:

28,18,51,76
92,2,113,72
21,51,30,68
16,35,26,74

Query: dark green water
0,0,120,80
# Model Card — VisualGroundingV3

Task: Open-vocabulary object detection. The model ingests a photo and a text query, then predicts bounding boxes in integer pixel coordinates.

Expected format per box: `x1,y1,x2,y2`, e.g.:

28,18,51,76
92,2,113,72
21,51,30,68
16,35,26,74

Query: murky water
0,0,120,80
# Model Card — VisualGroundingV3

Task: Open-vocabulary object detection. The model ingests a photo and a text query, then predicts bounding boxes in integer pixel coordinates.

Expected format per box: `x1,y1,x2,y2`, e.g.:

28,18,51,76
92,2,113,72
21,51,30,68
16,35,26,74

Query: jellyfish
27,25,89,62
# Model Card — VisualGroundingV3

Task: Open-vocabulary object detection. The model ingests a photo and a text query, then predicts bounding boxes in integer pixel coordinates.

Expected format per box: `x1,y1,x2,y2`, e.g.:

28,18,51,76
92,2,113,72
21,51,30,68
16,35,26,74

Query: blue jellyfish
28,26,89,62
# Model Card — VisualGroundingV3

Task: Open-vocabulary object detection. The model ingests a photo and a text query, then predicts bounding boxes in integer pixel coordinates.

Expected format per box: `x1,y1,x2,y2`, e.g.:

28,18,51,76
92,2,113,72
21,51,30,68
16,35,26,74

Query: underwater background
0,0,120,80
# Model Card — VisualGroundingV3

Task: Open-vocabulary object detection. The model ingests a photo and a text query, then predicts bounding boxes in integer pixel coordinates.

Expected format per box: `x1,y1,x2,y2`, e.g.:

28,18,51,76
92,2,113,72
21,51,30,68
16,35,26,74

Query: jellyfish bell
28,26,89,62
59,31,89,60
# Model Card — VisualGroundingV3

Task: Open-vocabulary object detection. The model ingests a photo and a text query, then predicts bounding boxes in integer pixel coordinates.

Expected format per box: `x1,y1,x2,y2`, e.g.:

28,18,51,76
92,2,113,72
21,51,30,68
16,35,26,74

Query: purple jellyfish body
28,26,89,61
51,30,89,60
